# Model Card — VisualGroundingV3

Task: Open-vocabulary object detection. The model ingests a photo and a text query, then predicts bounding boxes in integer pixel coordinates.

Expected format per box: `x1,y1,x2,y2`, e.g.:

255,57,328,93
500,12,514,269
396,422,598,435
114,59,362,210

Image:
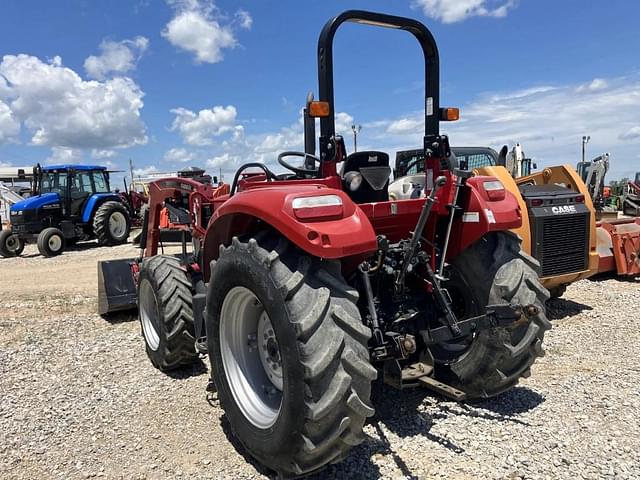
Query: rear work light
482,180,506,201
292,195,343,220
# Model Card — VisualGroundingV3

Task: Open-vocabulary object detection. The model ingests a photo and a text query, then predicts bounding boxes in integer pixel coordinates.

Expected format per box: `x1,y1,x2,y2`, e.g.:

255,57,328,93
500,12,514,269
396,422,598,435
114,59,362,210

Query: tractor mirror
308,101,330,118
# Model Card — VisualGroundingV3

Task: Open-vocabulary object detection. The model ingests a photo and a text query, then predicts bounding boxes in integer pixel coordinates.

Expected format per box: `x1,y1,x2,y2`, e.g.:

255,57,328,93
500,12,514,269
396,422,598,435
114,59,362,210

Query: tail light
482,180,506,201
292,195,343,220
531,199,543,207
575,195,585,203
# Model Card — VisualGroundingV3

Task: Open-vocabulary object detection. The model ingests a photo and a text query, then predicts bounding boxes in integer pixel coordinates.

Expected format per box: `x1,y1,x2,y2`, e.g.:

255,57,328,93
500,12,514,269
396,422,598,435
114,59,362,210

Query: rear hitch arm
421,303,539,345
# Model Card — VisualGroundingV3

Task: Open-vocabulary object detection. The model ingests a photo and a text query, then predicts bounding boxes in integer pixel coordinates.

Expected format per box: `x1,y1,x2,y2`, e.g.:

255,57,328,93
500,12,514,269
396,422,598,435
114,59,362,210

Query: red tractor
99,10,550,477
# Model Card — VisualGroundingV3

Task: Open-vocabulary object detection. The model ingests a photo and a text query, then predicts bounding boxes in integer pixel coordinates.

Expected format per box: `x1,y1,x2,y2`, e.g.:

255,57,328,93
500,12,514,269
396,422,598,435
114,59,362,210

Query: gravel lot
1,242,639,479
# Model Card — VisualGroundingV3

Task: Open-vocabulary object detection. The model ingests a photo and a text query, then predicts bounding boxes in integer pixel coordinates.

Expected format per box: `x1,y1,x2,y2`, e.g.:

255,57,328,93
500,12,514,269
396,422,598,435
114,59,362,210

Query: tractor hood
10,193,60,212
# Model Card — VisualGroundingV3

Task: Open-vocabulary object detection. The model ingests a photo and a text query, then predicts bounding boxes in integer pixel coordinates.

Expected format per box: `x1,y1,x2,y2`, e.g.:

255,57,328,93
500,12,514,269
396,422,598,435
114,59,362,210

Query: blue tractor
0,164,131,257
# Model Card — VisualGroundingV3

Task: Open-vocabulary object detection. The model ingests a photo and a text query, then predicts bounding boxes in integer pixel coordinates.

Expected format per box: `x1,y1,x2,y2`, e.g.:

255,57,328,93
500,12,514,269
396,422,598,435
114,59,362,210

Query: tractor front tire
93,201,131,246
436,232,551,399
137,255,199,371
37,227,65,257
0,230,24,257
207,235,376,478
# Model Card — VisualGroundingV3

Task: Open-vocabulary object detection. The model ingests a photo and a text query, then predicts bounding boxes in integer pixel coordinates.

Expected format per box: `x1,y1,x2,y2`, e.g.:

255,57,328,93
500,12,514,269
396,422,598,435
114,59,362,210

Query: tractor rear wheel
93,201,131,246
434,232,551,399
0,230,24,257
138,255,199,371
207,235,375,478
548,284,567,299
37,227,65,257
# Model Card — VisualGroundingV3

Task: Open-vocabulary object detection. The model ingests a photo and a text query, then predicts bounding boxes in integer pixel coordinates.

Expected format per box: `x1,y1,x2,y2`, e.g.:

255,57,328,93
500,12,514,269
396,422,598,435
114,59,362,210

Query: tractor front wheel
93,201,131,246
137,255,199,371
207,235,376,478
434,232,551,399
37,227,65,257
0,230,24,257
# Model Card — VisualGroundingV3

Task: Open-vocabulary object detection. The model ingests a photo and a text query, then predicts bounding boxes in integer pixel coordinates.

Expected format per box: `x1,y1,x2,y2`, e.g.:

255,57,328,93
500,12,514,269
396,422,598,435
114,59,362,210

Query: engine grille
537,213,589,277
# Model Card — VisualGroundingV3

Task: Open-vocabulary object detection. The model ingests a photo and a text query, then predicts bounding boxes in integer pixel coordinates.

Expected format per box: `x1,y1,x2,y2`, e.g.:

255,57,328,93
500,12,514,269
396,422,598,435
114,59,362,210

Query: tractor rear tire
0,230,24,257
548,285,567,299
37,227,65,257
207,235,376,478
137,255,199,371
436,232,551,399
93,201,131,246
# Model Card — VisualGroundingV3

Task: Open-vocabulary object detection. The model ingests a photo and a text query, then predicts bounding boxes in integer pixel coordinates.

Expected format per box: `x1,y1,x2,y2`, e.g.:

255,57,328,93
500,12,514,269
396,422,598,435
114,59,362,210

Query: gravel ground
1,242,639,479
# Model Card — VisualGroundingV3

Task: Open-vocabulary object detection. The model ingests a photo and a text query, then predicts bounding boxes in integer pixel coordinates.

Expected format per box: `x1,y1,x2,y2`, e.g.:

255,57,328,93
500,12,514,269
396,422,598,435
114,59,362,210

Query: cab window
74,172,93,193
92,171,109,193
41,172,68,194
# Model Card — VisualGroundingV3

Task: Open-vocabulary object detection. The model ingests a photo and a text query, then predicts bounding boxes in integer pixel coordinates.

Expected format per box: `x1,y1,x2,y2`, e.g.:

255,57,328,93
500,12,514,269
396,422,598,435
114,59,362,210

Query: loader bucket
596,218,640,276
97,258,138,315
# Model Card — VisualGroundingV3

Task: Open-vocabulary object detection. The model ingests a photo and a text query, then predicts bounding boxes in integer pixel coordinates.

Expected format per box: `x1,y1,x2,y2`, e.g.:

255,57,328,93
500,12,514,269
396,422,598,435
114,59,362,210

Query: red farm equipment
98,10,550,477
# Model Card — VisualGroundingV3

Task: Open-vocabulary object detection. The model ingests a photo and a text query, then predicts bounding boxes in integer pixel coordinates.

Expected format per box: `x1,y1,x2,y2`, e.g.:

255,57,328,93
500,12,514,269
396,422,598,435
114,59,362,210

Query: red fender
202,185,377,274
447,176,523,257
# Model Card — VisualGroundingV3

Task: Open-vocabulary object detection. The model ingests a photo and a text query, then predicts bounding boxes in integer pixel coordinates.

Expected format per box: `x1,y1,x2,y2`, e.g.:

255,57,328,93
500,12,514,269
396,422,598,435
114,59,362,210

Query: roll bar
317,10,440,165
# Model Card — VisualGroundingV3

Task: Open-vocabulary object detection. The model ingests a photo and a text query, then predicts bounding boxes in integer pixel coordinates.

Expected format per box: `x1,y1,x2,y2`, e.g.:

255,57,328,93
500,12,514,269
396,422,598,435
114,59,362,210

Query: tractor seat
341,151,391,203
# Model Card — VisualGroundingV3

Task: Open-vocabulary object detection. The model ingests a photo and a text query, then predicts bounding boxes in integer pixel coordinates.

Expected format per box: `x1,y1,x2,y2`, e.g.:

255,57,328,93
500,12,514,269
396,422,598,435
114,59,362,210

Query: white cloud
46,147,83,165
387,117,422,135
335,112,355,137
576,78,608,93
413,0,517,23
619,126,640,141
163,1,249,64
207,152,241,169
0,54,147,149
0,100,20,143
133,165,159,177
170,104,241,145
235,10,253,29
84,36,149,80
91,149,116,159
164,147,196,163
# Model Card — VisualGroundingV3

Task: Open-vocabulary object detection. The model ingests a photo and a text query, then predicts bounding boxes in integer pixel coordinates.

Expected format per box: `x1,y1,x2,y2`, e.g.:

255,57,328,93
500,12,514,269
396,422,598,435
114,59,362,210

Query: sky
0,0,639,186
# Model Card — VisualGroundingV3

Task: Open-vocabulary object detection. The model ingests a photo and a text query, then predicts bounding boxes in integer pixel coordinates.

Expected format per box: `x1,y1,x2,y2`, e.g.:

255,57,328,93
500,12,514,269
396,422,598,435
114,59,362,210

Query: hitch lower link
421,303,539,345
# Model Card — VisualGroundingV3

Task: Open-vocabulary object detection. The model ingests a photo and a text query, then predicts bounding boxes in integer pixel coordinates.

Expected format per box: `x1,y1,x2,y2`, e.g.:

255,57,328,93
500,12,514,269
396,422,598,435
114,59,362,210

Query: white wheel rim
220,286,282,429
109,211,127,238
48,235,62,252
139,280,160,351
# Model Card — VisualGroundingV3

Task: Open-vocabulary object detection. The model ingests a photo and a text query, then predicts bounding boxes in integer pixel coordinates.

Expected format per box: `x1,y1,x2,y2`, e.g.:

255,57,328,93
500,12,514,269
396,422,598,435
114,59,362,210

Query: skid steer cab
98,9,551,478
0,164,131,258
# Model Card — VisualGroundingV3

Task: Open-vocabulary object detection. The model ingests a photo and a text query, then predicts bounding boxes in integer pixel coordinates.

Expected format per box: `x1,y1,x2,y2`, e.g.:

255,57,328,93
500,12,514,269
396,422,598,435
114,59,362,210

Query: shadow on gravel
209,381,545,479
545,298,592,320
166,359,208,379
460,387,545,425
100,310,137,324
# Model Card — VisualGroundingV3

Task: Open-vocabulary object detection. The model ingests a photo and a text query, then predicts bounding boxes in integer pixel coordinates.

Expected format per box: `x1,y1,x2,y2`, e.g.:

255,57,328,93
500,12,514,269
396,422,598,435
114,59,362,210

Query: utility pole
581,135,590,164
351,124,362,153
128,159,134,191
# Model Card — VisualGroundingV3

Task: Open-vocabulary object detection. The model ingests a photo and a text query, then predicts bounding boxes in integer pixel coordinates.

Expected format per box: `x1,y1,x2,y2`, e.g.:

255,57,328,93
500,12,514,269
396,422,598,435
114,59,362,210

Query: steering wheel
277,151,320,177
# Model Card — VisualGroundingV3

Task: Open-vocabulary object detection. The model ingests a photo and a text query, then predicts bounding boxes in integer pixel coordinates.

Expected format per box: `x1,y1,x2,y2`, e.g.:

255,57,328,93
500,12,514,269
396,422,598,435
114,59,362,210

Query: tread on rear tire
207,234,376,478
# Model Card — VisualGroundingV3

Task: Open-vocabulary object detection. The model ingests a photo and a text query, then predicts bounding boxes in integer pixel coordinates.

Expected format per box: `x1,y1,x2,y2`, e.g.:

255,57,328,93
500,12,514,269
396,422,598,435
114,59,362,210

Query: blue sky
0,0,639,184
